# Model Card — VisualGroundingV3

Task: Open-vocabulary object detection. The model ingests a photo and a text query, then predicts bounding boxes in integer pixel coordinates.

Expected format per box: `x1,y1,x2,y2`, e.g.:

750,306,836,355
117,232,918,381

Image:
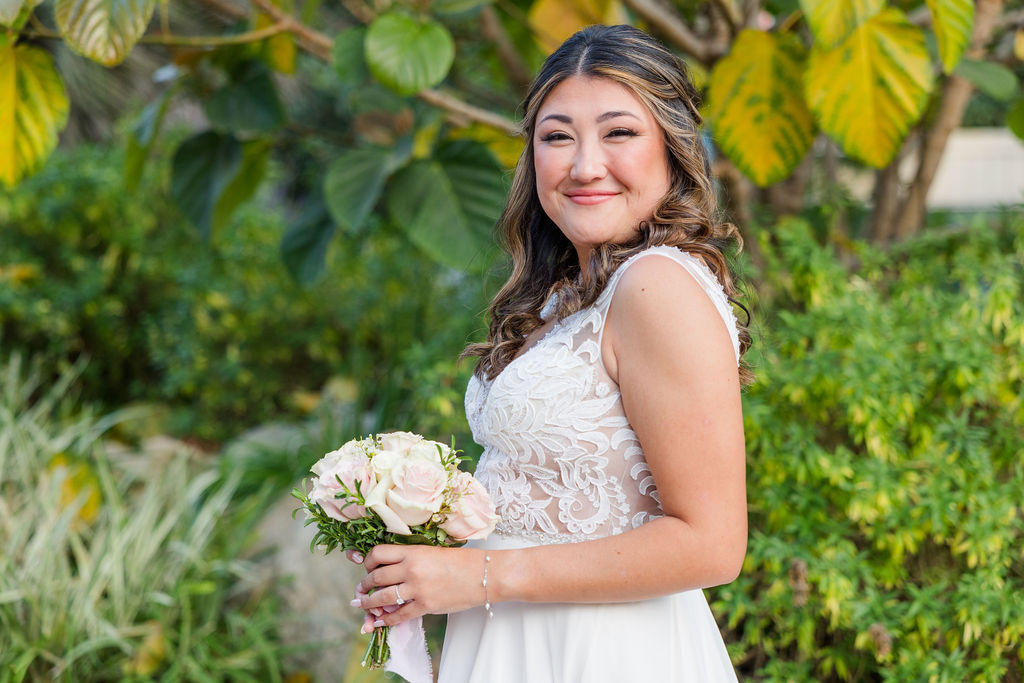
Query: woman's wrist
487,548,526,604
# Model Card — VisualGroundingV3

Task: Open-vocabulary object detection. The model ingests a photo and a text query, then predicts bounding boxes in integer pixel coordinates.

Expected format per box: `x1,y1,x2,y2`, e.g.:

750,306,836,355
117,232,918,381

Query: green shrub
0,354,289,680
0,144,489,445
715,216,1024,681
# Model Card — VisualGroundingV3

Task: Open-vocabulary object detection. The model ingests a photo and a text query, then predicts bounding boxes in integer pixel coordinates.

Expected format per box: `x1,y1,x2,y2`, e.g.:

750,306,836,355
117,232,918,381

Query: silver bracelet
482,553,494,618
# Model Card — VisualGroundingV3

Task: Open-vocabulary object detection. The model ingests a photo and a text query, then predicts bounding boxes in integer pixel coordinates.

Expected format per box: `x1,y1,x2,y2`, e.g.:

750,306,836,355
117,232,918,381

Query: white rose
378,431,423,453
407,440,447,466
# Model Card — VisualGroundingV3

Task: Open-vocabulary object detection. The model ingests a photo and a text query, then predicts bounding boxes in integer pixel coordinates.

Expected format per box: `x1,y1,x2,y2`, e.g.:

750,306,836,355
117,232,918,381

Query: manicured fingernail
373,620,385,628
360,623,373,634
350,599,361,607
352,552,364,563
370,607,383,617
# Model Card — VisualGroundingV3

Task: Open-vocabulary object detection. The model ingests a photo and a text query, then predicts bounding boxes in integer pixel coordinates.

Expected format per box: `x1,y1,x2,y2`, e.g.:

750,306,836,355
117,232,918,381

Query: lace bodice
466,246,741,544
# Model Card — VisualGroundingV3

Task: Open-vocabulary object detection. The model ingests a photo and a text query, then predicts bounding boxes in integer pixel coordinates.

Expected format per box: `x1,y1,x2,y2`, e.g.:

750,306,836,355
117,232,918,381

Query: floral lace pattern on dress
466,246,741,544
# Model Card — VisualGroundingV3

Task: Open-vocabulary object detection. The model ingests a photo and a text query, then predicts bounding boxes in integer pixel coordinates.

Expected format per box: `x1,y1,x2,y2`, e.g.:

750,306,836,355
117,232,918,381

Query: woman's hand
347,545,487,628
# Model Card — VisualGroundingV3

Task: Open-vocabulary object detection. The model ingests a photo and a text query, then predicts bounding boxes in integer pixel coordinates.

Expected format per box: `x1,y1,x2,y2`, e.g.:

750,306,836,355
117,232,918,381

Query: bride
348,24,752,681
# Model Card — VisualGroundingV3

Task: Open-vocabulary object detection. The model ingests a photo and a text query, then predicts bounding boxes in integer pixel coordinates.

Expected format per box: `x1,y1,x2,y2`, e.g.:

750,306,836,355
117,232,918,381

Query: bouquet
293,431,498,681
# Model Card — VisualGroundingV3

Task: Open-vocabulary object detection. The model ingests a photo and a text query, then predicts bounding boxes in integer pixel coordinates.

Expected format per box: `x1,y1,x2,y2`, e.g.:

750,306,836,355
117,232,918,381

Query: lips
565,190,618,205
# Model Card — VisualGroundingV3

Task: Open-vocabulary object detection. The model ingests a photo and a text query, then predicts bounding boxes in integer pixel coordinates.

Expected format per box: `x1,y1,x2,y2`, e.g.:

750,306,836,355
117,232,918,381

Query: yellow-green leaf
256,11,295,74
805,8,933,168
55,0,156,66
707,29,815,187
527,0,626,54
926,0,974,73
0,41,69,187
0,0,42,27
799,0,885,47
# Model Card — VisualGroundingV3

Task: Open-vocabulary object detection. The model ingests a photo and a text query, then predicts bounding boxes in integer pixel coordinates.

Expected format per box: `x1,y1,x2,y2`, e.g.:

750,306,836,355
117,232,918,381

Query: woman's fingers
362,544,404,572
345,549,365,565
370,602,419,629
357,561,405,596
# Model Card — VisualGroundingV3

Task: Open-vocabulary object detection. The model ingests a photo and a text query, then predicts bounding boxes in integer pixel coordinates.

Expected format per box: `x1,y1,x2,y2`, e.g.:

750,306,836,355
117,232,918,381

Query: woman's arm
352,255,746,623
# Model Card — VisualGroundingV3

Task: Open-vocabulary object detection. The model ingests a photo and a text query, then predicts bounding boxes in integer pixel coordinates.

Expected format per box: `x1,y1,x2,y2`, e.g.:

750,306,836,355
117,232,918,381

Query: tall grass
0,355,286,681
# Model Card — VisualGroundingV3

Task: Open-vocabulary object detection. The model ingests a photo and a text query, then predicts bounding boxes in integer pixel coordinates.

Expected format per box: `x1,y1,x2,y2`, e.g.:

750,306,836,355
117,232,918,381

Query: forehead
535,75,654,123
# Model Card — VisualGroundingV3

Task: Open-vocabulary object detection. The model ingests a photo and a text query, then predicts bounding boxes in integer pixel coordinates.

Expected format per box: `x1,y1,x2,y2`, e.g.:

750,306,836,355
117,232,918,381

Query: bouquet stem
361,625,390,669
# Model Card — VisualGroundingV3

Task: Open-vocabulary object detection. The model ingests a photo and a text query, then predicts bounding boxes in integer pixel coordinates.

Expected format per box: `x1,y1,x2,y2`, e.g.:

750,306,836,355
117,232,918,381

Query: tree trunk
713,157,764,270
867,157,904,244
892,0,1005,240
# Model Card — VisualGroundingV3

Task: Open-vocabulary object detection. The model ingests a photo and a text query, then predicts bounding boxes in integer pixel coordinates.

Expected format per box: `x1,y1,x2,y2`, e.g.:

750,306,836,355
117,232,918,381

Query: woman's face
533,75,672,268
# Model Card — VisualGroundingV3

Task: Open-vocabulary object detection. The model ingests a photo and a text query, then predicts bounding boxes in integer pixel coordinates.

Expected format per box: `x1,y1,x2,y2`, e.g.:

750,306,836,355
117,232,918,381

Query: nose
570,139,607,183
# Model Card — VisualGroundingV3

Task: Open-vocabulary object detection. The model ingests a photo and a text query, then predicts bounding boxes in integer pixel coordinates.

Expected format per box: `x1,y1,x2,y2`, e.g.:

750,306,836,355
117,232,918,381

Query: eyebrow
538,110,641,125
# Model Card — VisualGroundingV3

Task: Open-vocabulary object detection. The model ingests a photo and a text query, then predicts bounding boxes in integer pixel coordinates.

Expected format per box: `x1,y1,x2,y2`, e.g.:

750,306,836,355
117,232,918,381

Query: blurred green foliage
0,144,490,446
716,216,1024,681
0,356,288,679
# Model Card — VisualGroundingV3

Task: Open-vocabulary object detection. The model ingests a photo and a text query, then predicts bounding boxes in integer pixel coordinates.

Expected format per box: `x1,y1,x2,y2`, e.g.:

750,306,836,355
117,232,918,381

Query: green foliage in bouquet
714,215,1024,681
0,143,489,445
0,354,289,680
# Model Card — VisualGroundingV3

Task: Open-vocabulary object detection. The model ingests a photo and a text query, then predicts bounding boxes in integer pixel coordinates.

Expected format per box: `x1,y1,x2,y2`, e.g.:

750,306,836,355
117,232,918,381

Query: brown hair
463,24,753,384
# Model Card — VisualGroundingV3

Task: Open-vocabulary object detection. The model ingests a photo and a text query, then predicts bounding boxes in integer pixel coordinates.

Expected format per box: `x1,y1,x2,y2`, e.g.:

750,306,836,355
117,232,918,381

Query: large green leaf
955,58,1020,102
799,0,884,47
0,41,69,187
280,191,337,285
707,30,815,187
55,0,156,66
323,146,400,234
204,60,286,134
333,26,369,87
805,8,933,168
124,88,171,191
170,131,243,240
1008,98,1024,142
365,12,454,95
926,0,973,73
212,139,269,229
387,140,505,271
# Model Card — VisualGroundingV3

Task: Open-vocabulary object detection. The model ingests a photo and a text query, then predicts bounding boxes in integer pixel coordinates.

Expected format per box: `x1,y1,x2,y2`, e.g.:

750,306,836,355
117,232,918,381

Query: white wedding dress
438,246,741,683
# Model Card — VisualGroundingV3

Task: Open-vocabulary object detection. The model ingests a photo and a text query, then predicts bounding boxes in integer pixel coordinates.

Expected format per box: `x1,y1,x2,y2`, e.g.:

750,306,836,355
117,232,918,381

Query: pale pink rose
378,431,423,453
364,474,411,535
440,472,499,541
309,444,375,521
386,457,449,527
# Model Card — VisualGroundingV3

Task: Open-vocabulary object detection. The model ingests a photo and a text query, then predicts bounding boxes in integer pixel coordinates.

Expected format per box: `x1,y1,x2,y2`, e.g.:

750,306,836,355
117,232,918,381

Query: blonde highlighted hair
463,24,753,385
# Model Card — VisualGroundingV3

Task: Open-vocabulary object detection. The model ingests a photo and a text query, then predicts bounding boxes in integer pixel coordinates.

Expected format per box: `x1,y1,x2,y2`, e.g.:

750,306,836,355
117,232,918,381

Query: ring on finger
395,585,406,606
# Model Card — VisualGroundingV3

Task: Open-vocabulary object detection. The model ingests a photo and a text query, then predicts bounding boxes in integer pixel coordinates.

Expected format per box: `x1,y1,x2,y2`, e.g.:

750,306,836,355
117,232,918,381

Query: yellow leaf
805,8,934,168
0,41,69,187
448,122,524,169
1015,29,1024,62
55,0,156,66
799,0,885,47
123,621,167,675
926,0,973,73
48,453,102,526
256,11,296,74
527,0,625,54
707,29,815,187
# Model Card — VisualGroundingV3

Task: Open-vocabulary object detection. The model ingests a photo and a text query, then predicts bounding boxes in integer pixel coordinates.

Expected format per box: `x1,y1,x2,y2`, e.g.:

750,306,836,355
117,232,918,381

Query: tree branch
621,0,721,65
480,6,532,96
190,0,519,133
710,0,741,32
892,0,1005,240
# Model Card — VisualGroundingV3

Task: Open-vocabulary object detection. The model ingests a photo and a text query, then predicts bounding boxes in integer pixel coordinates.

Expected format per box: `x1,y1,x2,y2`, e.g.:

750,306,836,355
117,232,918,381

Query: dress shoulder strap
596,246,742,364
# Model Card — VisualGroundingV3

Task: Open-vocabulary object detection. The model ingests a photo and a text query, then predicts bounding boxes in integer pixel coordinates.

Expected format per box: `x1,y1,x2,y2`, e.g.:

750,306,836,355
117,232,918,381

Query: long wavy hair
463,24,753,385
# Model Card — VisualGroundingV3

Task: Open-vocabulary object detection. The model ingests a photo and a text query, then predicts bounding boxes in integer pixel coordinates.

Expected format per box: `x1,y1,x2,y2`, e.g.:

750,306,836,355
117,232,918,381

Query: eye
606,128,639,139
539,132,572,142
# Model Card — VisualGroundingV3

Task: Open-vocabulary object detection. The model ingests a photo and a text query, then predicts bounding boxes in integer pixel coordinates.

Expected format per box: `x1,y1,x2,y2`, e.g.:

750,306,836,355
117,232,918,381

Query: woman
348,24,752,681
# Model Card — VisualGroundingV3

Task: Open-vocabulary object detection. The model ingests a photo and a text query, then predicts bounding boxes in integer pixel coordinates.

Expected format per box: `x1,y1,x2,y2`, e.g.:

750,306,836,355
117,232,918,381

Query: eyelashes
538,128,639,142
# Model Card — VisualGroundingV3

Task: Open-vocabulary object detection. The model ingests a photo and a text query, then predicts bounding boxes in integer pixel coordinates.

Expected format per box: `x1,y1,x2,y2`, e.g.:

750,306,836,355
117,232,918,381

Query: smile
566,192,618,205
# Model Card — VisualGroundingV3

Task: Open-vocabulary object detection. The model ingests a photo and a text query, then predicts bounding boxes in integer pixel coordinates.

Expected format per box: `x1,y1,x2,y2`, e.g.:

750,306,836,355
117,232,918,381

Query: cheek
533,146,565,194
